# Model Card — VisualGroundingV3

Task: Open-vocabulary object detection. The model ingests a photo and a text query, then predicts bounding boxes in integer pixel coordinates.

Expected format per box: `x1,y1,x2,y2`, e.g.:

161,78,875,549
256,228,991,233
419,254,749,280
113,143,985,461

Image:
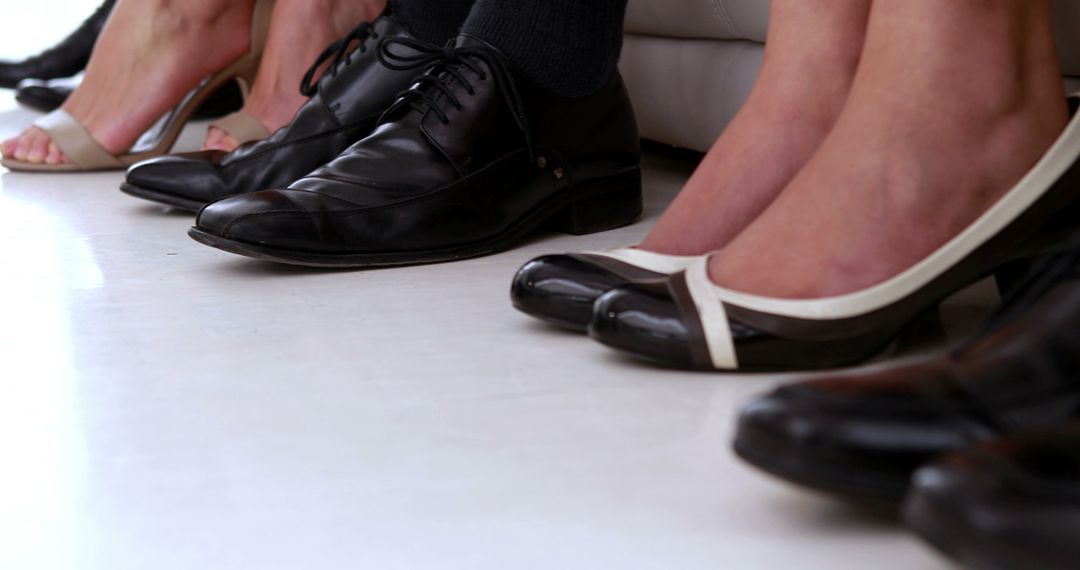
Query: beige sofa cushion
625,0,769,43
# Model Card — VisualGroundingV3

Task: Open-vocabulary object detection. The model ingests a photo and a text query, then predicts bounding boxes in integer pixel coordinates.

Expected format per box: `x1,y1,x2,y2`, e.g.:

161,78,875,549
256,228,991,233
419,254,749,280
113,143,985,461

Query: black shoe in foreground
905,427,1080,570
589,102,1080,372
0,0,114,89
122,16,420,212
511,248,699,332
188,35,642,268
732,247,1080,505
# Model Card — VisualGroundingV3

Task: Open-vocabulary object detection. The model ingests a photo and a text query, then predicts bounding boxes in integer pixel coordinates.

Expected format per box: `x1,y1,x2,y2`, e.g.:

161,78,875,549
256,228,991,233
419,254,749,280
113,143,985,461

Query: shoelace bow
376,36,535,160
300,22,379,97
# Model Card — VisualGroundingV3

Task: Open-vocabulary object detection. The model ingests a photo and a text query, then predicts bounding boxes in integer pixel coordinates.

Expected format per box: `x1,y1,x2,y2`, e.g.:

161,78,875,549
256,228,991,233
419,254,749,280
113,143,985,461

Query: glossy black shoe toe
190,34,642,268
734,373,993,504
905,428,1080,570
122,16,422,212
734,253,1080,505
511,250,696,332
0,0,113,88
590,285,696,366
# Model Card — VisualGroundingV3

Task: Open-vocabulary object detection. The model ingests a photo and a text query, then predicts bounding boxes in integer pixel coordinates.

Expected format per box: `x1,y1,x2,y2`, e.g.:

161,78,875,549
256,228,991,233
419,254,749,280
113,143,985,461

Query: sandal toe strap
33,109,124,169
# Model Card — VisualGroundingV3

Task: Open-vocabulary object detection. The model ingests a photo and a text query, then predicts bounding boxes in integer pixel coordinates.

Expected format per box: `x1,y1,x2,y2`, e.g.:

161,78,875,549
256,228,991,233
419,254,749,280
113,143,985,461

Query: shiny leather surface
735,277,1080,503
907,429,1080,570
591,285,696,366
14,78,72,113
511,255,655,331
125,16,421,209
0,0,113,88
195,36,641,260
589,285,782,369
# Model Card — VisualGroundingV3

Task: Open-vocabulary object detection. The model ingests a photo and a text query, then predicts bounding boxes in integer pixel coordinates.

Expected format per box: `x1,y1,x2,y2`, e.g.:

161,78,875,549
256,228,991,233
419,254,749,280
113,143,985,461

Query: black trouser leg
459,0,629,97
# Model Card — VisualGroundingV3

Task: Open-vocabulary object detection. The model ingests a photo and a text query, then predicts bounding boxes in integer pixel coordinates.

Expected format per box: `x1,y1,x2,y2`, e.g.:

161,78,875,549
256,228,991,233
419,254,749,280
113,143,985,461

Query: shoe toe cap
195,189,339,252
588,285,694,367
127,152,228,201
511,255,627,330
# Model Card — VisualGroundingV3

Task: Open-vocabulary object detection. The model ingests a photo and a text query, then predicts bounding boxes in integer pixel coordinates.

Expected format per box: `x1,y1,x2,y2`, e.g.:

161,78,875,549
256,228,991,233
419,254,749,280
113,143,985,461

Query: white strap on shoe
584,247,700,275
33,109,125,169
683,257,739,370
210,111,270,146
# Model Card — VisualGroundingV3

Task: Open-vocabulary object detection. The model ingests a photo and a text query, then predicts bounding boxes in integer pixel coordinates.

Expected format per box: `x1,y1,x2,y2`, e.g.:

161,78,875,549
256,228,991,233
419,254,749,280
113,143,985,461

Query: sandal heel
893,305,948,356
994,258,1036,299
549,168,643,236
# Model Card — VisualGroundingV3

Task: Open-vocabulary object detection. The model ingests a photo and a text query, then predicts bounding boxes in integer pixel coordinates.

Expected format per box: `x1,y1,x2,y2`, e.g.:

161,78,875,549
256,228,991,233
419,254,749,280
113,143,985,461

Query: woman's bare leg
707,0,1067,298
640,0,872,255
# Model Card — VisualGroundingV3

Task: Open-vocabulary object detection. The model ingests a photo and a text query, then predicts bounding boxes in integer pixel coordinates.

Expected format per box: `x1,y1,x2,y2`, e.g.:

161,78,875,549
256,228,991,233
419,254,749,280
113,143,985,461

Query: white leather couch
621,0,1080,152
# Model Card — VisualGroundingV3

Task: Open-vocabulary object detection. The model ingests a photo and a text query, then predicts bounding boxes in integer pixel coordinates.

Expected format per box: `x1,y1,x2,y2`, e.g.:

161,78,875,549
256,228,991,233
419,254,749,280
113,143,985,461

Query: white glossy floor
0,5,965,569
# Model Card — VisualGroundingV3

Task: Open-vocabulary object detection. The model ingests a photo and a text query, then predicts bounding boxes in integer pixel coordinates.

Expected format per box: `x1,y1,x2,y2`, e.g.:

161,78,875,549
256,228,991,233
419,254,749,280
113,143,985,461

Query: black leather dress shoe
121,16,420,212
16,76,243,116
0,0,114,89
14,77,74,112
732,248,1080,505
510,249,698,332
905,427,1080,570
187,35,642,268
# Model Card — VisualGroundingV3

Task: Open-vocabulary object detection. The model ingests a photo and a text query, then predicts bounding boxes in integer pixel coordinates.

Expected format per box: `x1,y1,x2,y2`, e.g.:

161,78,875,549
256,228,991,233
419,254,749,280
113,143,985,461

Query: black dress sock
388,0,475,45
459,0,629,98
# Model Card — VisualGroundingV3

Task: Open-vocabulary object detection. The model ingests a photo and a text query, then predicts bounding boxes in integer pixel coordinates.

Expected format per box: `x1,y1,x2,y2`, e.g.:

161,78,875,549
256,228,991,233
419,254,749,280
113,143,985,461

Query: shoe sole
120,182,205,213
188,167,643,269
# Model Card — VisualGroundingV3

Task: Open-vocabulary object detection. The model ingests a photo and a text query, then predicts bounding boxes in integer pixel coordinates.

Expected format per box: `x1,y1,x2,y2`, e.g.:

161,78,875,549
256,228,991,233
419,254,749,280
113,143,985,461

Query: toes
1,137,16,159
45,141,66,165
26,130,51,164
202,127,239,153
13,131,36,162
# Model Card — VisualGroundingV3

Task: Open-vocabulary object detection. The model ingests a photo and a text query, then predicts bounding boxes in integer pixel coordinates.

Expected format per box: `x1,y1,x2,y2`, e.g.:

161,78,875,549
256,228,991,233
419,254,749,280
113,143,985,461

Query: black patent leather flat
905,427,1080,570
0,0,113,89
731,248,1080,504
188,35,643,268
590,104,1080,372
511,248,700,331
121,16,421,212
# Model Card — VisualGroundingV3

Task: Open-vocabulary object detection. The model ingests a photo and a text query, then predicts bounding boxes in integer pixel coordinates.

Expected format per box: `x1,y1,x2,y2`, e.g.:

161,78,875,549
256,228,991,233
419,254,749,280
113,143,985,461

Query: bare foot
640,0,871,256
2,0,254,165
202,0,386,152
706,0,1069,299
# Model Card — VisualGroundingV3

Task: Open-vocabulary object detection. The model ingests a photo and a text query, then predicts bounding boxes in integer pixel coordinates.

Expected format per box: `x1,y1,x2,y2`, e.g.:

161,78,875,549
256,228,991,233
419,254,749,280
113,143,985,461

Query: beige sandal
209,110,271,147
1,0,276,173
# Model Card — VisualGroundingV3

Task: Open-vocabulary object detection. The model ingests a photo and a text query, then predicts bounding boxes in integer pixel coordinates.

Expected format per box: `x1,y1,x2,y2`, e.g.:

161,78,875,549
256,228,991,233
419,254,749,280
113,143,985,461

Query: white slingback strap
583,247,700,275
684,257,739,370
33,109,125,169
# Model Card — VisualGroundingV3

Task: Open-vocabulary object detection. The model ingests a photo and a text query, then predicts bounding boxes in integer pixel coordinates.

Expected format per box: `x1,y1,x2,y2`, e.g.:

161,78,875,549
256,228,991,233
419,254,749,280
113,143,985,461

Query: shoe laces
376,36,535,160
300,22,380,97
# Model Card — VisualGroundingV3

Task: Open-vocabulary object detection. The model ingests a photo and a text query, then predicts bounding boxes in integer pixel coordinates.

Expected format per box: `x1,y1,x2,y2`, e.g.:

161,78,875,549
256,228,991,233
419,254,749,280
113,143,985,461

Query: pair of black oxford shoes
120,14,646,269
732,238,1080,570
